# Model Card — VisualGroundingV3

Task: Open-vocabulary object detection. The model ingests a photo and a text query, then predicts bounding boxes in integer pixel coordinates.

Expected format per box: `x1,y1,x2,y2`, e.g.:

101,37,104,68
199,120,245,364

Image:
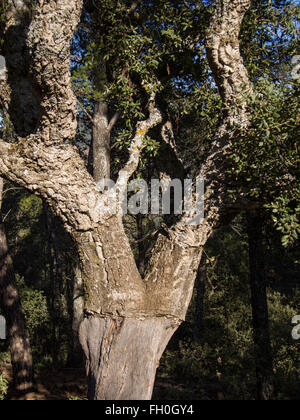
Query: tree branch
108,111,121,132
76,99,94,124
0,137,99,233
26,0,83,143
128,0,141,15
144,0,254,321
115,90,162,195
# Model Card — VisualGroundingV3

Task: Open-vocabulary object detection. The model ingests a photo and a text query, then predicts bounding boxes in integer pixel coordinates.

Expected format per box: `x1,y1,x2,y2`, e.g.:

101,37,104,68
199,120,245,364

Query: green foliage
0,374,8,400
16,276,50,335
225,0,300,247
158,223,300,400
1,183,75,368
241,0,300,83
72,0,211,169
230,77,300,246
267,195,300,247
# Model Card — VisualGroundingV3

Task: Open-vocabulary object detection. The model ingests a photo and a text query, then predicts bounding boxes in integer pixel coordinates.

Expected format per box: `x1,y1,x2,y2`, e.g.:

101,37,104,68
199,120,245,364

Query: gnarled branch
144,0,253,321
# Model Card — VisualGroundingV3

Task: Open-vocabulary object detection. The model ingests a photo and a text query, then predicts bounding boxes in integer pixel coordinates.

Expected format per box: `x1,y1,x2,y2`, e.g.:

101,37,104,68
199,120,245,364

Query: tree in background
247,211,275,400
0,112,34,393
0,179,34,393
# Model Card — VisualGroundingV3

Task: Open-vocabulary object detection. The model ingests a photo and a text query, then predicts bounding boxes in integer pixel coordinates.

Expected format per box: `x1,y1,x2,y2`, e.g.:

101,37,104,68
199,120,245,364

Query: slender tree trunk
71,100,115,367
247,211,275,400
0,179,34,393
43,204,60,367
137,214,146,275
70,262,85,367
88,102,111,183
194,257,206,342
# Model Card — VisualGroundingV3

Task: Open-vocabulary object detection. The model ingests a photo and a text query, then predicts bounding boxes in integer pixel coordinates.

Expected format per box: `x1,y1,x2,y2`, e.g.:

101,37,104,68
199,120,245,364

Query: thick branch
0,137,100,233
144,0,253,321
0,1,97,234
27,0,83,143
206,0,253,118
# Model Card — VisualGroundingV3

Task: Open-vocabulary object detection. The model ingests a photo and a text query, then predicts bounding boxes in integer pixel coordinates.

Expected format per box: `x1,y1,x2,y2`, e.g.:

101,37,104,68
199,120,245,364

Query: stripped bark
80,317,178,400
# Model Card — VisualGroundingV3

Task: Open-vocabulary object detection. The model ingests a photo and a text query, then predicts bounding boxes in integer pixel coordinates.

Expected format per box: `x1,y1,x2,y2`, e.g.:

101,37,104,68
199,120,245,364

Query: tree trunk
76,216,201,400
0,0,254,401
43,204,60,366
73,100,115,366
79,316,178,400
88,102,111,183
70,262,85,367
194,257,206,342
247,211,275,400
136,214,146,275
0,179,34,393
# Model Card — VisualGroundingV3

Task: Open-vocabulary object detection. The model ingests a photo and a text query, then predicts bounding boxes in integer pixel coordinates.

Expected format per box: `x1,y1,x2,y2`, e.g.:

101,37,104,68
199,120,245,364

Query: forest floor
1,363,220,400
2,364,87,400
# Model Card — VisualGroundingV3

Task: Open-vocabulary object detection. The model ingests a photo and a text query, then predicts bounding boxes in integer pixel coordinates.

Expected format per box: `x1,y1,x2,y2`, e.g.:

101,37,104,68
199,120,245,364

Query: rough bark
247,211,275,400
75,97,115,364
0,0,254,400
0,0,39,136
0,179,34,393
72,98,118,366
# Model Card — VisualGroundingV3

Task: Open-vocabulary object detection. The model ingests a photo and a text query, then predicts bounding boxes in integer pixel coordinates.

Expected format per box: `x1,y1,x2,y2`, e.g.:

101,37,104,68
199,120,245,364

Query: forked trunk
74,219,189,401
79,317,179,400
0,0,254,402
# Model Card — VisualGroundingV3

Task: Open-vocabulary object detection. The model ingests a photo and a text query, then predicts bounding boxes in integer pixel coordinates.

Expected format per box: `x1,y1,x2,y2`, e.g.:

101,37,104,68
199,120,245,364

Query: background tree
0,110,34,393
0,178,34,393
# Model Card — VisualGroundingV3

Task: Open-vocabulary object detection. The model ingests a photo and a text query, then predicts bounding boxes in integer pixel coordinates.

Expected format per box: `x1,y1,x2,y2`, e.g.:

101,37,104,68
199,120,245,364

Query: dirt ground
2,364,88,400
1,363,214,400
